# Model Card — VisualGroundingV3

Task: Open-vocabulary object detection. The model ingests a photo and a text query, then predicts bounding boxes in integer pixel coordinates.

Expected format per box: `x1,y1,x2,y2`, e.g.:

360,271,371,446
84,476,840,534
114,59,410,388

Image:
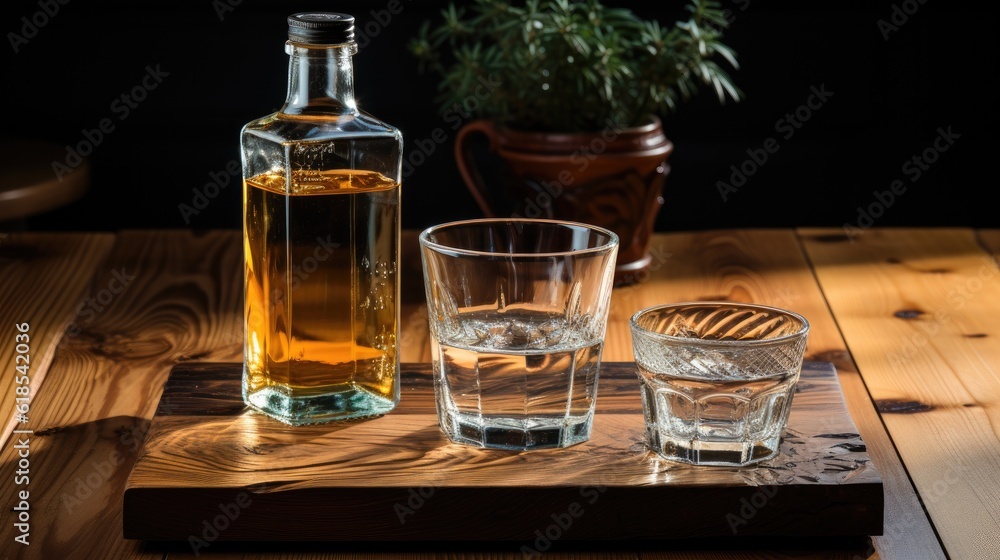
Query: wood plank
395,229,934,560
800,227,1000,560
0,230,243,560
976,229,1000,258
609,229,938,560
124,360,879,542
0,232,115,448
155,229,883,560
0,229,906,559
157,543,866,560
165,550,641,560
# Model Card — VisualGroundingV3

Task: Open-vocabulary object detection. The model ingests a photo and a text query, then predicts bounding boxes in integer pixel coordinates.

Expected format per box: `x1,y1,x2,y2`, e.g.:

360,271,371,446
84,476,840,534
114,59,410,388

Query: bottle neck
280,42,357,116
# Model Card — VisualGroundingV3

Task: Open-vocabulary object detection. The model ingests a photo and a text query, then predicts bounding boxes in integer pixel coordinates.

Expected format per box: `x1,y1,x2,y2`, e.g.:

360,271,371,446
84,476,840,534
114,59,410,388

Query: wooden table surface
1,227,997,559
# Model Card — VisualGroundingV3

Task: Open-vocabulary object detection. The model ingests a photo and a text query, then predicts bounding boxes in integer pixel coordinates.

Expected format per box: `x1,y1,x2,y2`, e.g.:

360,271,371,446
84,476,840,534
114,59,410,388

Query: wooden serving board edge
122,361,884,541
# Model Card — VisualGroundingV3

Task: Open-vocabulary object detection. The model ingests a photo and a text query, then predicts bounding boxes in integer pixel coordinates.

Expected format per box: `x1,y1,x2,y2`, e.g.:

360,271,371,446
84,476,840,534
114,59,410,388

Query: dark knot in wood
875,400,935,414
894,309,925,319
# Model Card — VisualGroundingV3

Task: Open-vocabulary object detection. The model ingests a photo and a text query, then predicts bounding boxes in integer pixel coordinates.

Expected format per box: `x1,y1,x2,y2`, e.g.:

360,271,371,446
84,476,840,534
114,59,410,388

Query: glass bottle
240,12,402,425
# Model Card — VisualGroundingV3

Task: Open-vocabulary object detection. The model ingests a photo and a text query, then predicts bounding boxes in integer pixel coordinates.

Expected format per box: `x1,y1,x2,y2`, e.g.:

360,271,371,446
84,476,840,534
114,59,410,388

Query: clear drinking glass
630,302,810,466
419,219,619,450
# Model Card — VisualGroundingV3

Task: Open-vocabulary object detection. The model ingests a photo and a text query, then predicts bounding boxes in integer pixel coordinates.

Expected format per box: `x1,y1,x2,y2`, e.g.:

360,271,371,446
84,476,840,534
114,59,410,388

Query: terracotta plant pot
454,116,673,285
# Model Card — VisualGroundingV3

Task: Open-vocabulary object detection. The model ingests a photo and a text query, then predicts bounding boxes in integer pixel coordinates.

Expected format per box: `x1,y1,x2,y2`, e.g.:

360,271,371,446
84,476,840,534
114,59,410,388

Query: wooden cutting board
123,361,883,541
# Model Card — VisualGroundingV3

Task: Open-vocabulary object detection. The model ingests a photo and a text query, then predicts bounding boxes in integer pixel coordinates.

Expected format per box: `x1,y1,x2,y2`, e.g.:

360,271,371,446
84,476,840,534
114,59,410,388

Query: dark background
2,1,994,232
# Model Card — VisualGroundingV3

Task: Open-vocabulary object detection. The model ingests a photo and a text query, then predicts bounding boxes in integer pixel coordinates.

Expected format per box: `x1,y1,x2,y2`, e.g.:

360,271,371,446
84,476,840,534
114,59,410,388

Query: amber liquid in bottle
243,168,399,414
241,13,402,424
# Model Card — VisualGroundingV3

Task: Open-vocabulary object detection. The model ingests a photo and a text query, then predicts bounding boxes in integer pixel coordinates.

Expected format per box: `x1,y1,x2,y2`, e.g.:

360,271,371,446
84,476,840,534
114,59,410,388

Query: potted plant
409,0,741,284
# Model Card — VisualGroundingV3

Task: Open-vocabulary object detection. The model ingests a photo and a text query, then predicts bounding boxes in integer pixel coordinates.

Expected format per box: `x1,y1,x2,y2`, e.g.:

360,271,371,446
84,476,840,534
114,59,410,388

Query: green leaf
406,0,741,132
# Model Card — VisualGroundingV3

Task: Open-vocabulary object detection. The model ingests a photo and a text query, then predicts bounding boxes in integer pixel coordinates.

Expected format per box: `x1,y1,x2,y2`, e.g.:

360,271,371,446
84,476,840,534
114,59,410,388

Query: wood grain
976,229,1000,258
154,229,884,560
162,550,643,560
124,361,880,542
801,227,1000,560
0,230,243,560
395,229,935,560
2,229,939,559
0,232,114,448
606,229,941,560
155,542,869,560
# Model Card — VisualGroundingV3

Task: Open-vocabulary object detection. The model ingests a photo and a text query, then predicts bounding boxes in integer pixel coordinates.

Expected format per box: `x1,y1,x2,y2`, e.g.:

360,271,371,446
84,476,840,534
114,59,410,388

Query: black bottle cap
287,12,355,45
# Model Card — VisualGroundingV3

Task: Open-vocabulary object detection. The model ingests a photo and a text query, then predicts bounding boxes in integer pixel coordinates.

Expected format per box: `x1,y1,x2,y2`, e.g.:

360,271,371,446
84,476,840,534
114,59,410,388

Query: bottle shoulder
242,110,401,145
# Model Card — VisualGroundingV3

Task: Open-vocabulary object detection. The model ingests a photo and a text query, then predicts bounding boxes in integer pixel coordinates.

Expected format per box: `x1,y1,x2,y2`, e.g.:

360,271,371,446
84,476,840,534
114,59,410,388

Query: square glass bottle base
243,377,398,426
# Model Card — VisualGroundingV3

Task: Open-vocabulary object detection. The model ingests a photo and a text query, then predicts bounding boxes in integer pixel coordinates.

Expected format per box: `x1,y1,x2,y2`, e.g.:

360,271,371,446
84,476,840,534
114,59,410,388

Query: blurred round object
0,137,89,222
